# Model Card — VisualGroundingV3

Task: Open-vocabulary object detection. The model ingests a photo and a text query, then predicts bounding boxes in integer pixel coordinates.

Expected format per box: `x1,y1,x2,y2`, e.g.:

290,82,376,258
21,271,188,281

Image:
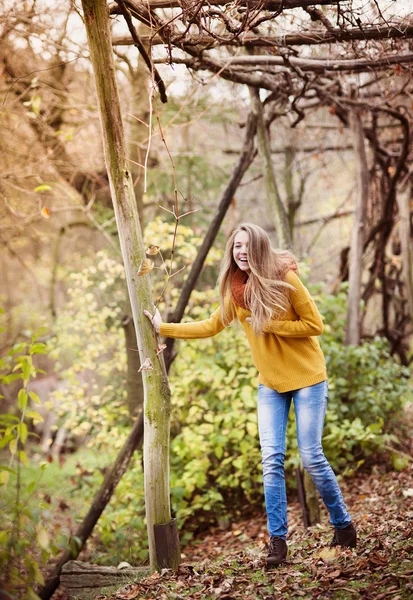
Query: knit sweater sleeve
263,271,324,337
159,306,229,339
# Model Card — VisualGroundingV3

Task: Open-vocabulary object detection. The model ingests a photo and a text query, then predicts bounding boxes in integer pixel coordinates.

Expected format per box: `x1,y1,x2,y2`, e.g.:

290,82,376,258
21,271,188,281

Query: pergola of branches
109,0,413,361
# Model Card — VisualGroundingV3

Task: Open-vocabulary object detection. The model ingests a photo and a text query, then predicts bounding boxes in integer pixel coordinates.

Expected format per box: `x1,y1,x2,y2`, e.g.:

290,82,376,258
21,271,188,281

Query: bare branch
114,0,167,103
112,0,339,10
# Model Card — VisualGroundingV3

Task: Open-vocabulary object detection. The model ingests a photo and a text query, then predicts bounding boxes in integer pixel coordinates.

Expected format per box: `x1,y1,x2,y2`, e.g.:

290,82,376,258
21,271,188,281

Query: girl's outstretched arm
144,306,229,339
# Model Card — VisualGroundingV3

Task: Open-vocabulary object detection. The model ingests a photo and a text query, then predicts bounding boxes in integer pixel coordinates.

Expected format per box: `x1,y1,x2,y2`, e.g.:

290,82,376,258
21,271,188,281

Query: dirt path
99,465,412,600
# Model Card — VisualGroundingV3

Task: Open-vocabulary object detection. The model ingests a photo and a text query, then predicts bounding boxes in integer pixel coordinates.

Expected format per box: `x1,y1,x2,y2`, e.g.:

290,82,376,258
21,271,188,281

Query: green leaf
27,480,36,494
0,413,20,424
0,470,10,485
18,389,28,411
27,588,42,600
26,410,44,423
32,327,48,342
2,373,23,384
0,530,8,544
22,357,32,382
37,526,50,551
0,465,16,474
32,561,45,585
19,450,29,465
30,343,47,355
0,434,14,449
18,422,28,444
391,453,409,471
9,343,28,355
34,184,52,193
31,95,41,115
69,535,82,555
29,391,41,405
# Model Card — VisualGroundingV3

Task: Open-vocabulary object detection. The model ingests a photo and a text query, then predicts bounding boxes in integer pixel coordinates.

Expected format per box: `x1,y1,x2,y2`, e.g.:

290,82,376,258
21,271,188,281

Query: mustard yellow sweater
160,270,327,393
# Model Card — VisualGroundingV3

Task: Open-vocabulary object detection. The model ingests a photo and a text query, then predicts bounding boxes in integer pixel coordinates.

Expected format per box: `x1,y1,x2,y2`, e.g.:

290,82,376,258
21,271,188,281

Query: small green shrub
0,319,70,599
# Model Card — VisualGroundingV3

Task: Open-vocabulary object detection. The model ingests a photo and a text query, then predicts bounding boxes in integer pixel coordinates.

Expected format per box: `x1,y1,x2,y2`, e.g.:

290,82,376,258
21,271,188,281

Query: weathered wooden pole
397,192,413,323
346,108,369,345
81,0,179,571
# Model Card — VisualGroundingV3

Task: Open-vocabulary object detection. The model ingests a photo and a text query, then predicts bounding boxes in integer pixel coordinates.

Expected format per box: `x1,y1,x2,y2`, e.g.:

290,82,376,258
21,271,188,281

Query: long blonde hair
218,223,297,336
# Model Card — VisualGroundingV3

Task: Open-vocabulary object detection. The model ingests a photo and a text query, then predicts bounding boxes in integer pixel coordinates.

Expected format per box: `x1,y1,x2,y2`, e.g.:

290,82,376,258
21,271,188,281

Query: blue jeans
257,380,352,539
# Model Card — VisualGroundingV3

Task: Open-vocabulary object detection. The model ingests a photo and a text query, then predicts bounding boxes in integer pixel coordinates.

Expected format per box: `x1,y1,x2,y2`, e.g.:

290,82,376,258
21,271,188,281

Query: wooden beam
112,0,339,11
112,25,413,49
197,52,413,73
223,144,354,155
151,51,413,76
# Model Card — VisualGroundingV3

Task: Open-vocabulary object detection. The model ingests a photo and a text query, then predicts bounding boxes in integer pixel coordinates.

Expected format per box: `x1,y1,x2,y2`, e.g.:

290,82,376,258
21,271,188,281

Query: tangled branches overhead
108,0,413,210
109,1,413,119
108,0,413,360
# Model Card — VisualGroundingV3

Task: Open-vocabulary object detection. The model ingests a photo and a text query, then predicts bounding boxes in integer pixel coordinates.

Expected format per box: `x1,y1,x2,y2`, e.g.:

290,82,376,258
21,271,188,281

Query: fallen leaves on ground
96,465,412,600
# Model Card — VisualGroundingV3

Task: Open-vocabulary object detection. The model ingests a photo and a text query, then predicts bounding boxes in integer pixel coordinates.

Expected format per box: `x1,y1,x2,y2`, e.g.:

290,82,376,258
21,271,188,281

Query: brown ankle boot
330,523,357,548
266,536,288,567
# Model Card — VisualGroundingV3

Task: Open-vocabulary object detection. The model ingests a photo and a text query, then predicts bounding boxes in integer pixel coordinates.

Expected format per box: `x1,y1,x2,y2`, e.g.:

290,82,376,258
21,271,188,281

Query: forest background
0,0,412,598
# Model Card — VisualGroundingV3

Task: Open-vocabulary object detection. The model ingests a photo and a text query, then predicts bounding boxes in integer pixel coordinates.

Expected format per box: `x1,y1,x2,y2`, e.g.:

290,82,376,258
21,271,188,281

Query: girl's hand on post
144,307,162,333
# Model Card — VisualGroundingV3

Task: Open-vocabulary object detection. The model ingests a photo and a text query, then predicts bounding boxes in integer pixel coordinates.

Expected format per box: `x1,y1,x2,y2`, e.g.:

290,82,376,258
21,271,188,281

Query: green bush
45,247,411,561
164,282,410,530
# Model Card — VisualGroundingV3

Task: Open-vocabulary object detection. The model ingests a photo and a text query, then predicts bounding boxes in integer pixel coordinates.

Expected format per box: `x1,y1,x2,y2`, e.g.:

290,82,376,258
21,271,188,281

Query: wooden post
397,192,413,322
295,467,310,528
80,0,179,572
296,468,320,527
303,469,320,525
346,108,369,345
154,519,180,569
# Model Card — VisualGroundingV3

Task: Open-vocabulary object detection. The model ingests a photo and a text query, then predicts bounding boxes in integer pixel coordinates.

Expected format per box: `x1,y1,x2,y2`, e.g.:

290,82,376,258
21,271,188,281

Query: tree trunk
248,87,292,249
346,109,369,345
397,192,413,323
81,0,178,572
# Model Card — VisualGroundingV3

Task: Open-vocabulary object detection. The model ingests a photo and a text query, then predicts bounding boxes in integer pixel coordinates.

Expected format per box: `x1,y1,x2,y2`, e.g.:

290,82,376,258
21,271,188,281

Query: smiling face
233,230,250,273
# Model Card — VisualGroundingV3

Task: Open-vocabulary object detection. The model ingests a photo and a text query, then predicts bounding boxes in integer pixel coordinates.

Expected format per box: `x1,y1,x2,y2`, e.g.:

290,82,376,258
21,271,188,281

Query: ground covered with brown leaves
94,465,412,600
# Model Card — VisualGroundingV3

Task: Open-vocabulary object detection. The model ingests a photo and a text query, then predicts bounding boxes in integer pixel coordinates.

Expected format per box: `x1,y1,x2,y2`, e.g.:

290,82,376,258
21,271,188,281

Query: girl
144,223,356,567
